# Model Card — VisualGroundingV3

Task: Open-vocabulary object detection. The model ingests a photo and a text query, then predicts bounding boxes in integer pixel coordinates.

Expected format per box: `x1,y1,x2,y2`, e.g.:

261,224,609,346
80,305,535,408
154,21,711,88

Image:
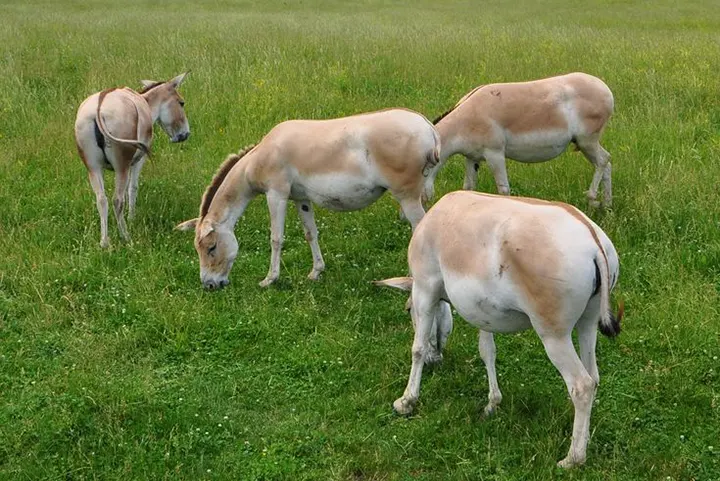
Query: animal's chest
290,173,386,211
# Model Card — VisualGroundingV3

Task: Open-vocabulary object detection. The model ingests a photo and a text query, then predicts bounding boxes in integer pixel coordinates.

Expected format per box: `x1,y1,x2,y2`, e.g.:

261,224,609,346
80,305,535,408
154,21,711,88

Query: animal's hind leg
294,200,325,280
87,168,110,248
576,297,601,385
537,332,597,468
260,190,288,287
127,154,147,220
577,137,611,208
478,330,502,416
112,167,131,242
394,284,438,415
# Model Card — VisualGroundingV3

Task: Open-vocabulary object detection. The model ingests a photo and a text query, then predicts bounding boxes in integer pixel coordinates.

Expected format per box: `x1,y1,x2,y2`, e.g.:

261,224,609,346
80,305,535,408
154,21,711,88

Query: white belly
290,173,386,211
444,277,532,333
504,129,572,163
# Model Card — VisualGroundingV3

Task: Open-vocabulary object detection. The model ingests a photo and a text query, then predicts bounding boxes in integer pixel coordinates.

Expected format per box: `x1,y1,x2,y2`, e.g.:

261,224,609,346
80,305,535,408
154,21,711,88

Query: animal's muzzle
173,131,190,143
203,278,229,291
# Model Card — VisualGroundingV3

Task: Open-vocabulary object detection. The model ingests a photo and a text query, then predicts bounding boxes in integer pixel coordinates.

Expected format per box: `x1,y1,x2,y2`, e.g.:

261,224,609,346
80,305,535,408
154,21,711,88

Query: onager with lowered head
429,72,614,207
176,108,440,289
74,72,190,247
376,190,623,468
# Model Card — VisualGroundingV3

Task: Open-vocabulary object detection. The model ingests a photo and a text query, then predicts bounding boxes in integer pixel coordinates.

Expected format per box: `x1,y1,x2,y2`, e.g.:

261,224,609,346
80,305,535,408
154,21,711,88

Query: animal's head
140,72,190,143
176,217,239,290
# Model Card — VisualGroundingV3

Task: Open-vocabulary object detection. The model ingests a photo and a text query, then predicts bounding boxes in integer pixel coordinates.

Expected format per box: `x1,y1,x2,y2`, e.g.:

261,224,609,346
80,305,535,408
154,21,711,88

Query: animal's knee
113,197,124,211
571,376,597,404
271,238,283,250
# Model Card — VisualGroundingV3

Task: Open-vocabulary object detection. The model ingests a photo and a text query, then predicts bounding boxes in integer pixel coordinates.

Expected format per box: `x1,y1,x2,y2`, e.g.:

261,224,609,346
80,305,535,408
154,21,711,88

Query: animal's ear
198,220,215,240
175,218,198,232
169,71,189,89
140,79,159,89
373,277,413,291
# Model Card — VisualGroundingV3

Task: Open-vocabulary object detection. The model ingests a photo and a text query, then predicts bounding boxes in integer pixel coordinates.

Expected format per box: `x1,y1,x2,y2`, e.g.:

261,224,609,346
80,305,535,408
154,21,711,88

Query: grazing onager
375,191,623,468
74,73,190,247
176,108,440,289
429,72,614,207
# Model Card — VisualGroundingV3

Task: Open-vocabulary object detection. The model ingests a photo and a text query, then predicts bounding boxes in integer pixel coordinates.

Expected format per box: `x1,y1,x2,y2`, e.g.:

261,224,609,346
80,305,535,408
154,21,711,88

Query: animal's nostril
220,279,229,287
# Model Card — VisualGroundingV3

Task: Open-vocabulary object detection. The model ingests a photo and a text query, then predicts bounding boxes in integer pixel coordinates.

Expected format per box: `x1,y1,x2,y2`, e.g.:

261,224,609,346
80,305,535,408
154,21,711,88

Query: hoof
424,351,443,366
392,397,415,416
100,239,110,249
557,455,584,469
483,403,498,417
259,277,277,288
307,269,323,281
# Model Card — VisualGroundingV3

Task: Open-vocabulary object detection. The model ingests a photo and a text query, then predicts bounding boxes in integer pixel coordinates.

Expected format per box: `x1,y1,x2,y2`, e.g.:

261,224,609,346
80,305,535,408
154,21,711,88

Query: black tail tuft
599,301,624,338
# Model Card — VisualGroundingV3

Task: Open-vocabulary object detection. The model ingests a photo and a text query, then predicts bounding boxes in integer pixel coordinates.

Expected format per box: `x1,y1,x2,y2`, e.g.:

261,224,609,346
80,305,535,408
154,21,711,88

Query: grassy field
1,0,719,479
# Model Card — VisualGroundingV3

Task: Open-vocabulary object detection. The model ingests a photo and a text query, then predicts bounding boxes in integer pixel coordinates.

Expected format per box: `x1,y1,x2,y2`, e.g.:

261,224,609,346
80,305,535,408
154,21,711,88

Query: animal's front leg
294,201,325,280
484,150,510,195
539,334,597,468
478,330,502,416
396,196,425,231
260,191,288,287
463,157,481,191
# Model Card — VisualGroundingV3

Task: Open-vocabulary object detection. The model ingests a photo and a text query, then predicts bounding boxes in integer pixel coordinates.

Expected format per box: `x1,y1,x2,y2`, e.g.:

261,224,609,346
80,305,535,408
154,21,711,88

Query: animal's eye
208,243,217,255
179,100,185,108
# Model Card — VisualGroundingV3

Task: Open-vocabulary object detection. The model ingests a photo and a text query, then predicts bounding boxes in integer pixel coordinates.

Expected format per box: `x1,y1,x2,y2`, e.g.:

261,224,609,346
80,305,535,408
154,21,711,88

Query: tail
96,88,151,157
595,250,623,337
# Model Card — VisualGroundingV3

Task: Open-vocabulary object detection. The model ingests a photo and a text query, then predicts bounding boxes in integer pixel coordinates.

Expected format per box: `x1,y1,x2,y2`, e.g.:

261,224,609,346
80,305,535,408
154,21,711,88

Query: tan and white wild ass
176,108,440,289
376,190,623,468
428,72,614,207
74,72,190,248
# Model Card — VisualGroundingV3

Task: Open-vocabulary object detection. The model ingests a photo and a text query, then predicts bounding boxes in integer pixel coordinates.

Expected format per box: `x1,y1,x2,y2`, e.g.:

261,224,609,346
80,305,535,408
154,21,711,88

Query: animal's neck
434,117,462,164
206,161,255,229
141,89,162,122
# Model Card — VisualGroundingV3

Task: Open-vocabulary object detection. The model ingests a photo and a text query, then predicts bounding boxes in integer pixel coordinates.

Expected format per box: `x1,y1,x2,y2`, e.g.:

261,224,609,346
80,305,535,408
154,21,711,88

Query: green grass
1,0,719,479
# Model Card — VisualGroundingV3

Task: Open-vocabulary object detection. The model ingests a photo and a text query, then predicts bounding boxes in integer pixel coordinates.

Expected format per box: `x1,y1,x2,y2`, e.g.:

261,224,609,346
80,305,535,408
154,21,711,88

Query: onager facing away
74,72,190,247
376,191,623,468
176,108,440,289
429,72,614,208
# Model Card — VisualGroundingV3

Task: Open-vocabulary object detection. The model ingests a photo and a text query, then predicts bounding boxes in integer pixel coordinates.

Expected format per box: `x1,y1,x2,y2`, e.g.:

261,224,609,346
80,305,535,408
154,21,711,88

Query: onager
176,108,440,289
74,72,190,247
375,191,623,468
429,72,614,207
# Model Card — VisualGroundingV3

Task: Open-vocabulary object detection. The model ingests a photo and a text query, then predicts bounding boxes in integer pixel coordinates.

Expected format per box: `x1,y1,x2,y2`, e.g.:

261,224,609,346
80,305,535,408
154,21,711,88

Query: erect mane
432,107,456,125
199,144,256,218
432,84,485,125
137,81,164,94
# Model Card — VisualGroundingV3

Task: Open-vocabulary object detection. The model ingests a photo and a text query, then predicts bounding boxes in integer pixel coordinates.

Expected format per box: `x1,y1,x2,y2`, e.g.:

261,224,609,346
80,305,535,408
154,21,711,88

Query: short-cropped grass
0,0,718,479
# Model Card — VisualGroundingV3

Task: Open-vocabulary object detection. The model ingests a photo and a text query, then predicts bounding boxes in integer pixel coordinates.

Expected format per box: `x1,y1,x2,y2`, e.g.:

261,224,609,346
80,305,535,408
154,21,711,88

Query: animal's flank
95,88,151,156
199,144,256,218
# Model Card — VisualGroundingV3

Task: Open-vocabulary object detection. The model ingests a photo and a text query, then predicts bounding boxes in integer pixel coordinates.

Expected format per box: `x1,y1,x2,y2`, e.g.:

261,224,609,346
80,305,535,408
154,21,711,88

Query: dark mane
138,81,164,94
199,144,256,218
432,85,485,124
432,107,456,125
